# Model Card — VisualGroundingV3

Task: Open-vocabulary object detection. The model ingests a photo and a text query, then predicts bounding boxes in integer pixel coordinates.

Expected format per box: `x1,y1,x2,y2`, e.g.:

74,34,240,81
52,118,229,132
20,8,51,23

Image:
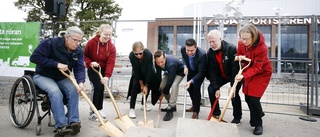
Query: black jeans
208,77,242,119
245,95,264,126
187,71,205,113
88,68,105,111
129,77,150,109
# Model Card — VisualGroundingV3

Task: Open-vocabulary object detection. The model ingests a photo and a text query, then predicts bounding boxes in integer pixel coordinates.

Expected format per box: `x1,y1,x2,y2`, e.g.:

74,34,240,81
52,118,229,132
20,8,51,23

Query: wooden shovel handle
143,93,147,124
218,58,251,122
59,69,108,128
157,99,161,127
91,66,122,118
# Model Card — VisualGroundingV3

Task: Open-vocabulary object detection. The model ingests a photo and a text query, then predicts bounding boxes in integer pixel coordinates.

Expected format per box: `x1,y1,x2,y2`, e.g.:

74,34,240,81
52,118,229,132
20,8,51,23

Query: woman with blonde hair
127,41,161,119
84,24,116,121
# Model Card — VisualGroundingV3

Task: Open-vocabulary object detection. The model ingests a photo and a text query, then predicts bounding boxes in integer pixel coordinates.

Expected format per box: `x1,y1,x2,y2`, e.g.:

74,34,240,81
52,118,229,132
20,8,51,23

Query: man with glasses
30,26,85,136
180,38,207,119
206,29,243,125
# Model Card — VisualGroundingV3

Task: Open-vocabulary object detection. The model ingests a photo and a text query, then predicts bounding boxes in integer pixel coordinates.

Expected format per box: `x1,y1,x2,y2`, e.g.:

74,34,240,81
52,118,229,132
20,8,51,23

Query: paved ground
1,94,320,137
1,75,320,137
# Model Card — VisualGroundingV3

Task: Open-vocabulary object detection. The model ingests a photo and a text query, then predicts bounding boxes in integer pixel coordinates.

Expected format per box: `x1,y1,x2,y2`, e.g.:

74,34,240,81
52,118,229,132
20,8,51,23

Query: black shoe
161,106,176,112
163,111,173,121
54,125,73,136
253,126,263,135
70,122,81,135
231,118,241,125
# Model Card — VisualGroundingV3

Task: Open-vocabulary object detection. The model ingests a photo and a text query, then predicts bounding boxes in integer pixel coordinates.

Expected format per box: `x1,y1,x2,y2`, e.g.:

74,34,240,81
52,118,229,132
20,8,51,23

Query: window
276,25,308,59
177,26,194,57
158,26,174,55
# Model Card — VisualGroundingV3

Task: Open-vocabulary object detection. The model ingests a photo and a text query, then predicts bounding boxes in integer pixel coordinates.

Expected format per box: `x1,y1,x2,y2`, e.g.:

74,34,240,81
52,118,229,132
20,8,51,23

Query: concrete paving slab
124,126,175,137
175,118,240,137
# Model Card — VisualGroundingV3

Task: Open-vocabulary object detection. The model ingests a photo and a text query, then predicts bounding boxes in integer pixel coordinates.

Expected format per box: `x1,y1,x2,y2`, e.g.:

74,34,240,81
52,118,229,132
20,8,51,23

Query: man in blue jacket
30,26,85,136
181,38,207,119
154,50,185,121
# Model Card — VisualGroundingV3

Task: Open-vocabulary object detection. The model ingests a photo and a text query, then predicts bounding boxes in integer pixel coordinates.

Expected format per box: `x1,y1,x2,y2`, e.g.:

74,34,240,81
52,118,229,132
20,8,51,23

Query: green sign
0,22,40,68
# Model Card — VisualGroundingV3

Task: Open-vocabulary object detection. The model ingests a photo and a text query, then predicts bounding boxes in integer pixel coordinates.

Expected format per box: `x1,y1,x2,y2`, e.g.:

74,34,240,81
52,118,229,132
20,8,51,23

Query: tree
14,0,122,39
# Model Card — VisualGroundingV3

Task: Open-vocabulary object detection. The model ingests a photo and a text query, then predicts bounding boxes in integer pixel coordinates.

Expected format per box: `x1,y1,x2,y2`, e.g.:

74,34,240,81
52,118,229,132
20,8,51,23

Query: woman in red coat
235,23,272,135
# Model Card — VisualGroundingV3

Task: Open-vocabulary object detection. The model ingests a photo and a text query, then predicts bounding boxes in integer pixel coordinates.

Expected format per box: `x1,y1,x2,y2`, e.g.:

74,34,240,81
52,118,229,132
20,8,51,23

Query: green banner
0,22,40,76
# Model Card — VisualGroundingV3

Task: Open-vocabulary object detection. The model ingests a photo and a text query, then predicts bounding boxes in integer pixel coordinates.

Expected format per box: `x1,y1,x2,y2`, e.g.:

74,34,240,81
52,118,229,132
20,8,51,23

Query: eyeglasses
240,37,252,41
68,35,83,44
134,52,143,56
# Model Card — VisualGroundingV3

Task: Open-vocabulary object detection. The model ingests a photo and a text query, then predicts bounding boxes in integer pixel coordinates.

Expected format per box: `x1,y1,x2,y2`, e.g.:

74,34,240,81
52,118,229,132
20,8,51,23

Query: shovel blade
137,120,154,128
114,114,136,132
98,121,124,137
210,116,227,123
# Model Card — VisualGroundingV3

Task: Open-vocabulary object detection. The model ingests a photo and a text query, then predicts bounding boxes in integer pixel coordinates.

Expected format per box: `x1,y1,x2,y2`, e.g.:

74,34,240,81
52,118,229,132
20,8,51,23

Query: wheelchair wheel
9,75,36,128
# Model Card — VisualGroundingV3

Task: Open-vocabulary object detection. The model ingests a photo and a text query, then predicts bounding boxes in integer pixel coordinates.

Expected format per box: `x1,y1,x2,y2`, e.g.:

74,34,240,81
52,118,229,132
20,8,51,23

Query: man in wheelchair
30,26,86,136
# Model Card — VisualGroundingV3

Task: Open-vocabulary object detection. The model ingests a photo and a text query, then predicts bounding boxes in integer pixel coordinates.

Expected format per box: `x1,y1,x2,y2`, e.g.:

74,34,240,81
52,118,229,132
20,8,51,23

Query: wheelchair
9,70,62,136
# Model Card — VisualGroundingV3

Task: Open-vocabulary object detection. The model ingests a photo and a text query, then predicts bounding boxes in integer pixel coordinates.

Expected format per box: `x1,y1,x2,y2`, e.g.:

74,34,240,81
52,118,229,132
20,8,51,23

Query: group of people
127,23,272,136
30,24,117,136
29,23,271,136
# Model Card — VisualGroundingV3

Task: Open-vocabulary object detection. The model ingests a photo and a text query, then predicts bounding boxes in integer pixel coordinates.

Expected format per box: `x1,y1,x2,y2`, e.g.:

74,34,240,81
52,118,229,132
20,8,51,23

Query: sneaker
89,113,99,122
141,104,151,112
129,109,136,119
70,122,81,135
98,110,107,119
55,125,73,136
231,118,241,125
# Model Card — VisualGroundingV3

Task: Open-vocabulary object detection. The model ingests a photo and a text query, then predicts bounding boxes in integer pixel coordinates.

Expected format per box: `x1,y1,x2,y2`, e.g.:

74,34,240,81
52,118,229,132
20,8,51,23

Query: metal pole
299,64,317,122
312,15,319,108
276,11,282,77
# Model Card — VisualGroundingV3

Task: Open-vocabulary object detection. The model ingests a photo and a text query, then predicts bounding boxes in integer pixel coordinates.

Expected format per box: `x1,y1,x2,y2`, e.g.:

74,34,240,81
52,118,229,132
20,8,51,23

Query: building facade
146,0,320,73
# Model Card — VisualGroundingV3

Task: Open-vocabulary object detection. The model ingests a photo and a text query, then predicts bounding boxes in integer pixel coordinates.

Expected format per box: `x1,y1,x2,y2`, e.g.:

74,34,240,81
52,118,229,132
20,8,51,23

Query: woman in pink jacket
235,23,272,135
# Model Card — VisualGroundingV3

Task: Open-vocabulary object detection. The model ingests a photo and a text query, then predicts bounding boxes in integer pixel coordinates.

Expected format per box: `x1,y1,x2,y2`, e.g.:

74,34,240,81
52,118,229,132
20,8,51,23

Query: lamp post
275,8,282,77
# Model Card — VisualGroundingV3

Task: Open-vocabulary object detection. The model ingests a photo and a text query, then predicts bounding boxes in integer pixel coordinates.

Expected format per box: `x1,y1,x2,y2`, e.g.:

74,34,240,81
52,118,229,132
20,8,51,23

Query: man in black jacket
181,38,207,119
154,50,185,121
206,29,242,125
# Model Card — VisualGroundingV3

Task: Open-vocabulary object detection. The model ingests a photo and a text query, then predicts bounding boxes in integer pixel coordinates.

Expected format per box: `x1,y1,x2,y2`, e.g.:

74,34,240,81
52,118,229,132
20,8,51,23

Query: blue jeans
33,74,80,128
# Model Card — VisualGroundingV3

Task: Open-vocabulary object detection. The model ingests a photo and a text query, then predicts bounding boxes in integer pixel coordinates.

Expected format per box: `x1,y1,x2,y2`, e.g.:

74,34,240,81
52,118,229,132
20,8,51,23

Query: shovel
215,57,251,122
138,93,154,128
59,69,123,137
207,97,220,120
182,87,187,118
156,99,162,128
91,66,135,132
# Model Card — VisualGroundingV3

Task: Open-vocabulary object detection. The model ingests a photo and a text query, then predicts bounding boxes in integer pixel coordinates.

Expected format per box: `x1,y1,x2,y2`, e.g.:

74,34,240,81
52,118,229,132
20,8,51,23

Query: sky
0,0,26,22
0,0,217,22
114,0,213,20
